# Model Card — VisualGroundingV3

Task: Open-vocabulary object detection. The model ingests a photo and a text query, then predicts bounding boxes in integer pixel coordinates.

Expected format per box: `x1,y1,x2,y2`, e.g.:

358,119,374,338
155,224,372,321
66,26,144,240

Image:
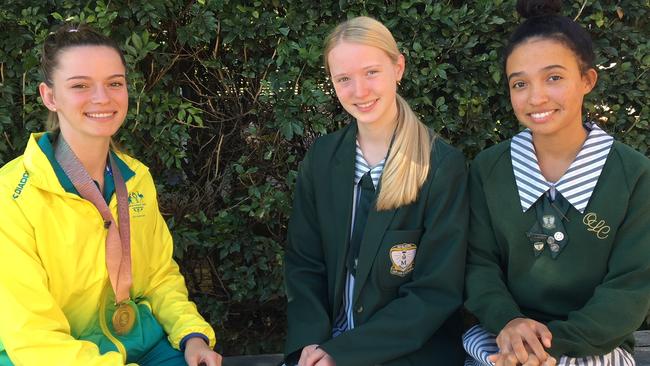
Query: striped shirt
331,141,385,337
511,122,613,213
463,324,635,366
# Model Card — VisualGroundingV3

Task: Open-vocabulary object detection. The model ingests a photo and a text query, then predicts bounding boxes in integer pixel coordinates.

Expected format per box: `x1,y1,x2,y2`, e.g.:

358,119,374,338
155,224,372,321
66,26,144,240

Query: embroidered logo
582,212,610,239
128,191,146,217
389,243,417,277
12,171,30,199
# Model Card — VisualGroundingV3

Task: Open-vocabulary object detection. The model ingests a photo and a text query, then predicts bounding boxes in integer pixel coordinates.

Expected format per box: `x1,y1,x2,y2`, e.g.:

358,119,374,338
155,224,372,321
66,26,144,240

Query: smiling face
506,38,597,138
327,41,404,130
39,45,128,146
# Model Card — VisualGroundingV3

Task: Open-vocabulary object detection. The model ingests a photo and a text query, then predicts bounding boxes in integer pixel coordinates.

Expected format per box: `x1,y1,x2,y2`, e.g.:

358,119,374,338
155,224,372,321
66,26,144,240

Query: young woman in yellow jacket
0,24,221,366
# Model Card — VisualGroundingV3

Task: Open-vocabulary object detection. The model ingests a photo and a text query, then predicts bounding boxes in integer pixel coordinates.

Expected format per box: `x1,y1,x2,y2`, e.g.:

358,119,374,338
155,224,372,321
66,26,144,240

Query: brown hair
41,23,126,130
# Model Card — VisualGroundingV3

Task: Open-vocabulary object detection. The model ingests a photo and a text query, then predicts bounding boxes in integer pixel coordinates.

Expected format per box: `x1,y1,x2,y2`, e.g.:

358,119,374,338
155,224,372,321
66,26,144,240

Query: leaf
131,32,143,50
491,71,501,84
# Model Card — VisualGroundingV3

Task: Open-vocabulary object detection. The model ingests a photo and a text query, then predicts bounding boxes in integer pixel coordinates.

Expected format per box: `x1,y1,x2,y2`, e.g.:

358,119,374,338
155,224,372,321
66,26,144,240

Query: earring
397,80,401,86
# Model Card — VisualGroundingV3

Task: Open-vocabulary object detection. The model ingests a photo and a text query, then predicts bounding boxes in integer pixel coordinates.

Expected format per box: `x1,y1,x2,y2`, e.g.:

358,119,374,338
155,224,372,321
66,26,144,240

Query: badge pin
546,236,555,245
542,215,557,230
553,232,565,241
533,242,544,251
389,243,417,277
549,243,560,252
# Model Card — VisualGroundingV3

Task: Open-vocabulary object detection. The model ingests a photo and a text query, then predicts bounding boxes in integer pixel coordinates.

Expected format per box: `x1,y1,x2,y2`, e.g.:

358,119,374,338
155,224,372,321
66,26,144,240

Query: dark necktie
347,171,376,275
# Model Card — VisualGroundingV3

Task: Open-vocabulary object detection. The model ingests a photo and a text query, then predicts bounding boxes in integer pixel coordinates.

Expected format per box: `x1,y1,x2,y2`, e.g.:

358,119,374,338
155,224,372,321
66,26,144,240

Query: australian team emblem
390,243,417,277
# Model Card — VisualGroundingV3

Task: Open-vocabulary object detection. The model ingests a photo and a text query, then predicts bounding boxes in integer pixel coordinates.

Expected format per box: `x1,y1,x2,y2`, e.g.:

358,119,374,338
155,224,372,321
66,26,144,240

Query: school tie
347,171,376,276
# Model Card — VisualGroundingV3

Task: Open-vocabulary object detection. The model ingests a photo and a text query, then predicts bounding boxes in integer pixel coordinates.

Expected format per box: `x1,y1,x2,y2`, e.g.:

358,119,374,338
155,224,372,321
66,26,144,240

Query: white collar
354,141,384,188
511,123,613,213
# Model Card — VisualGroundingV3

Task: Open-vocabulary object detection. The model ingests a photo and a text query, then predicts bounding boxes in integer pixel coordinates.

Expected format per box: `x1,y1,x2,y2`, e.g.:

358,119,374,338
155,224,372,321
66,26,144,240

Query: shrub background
0,0,647,355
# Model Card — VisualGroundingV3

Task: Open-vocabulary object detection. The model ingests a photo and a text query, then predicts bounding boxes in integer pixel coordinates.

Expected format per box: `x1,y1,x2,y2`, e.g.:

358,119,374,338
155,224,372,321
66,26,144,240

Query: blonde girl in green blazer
284,16,468,366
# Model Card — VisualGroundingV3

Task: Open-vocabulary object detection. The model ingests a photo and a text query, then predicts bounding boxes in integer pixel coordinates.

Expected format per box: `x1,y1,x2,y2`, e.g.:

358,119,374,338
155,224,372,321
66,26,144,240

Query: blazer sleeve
284,147,333,356
319,146,469,365
140,171,216,350
464,158,525,333
545,161,650,357
0,194,131,365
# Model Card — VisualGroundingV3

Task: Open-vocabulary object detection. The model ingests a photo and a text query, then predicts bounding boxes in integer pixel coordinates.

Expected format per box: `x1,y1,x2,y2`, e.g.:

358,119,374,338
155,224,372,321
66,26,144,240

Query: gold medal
112,302,135,335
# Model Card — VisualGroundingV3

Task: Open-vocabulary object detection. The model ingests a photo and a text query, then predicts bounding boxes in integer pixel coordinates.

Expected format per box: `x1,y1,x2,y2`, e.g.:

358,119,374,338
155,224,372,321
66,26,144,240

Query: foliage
0,0,647,355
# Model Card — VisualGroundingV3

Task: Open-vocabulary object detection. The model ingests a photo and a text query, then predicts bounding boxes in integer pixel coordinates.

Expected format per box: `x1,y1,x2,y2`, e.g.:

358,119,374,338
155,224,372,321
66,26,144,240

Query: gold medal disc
112,302,135,335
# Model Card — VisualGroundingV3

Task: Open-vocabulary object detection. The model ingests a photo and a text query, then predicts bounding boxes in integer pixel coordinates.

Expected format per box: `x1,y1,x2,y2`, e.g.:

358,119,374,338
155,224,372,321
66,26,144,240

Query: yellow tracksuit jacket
0,133,216,365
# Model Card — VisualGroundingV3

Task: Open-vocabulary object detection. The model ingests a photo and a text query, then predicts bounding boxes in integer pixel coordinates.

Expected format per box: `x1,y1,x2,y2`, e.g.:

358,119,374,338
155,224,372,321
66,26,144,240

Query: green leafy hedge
1,0,647,355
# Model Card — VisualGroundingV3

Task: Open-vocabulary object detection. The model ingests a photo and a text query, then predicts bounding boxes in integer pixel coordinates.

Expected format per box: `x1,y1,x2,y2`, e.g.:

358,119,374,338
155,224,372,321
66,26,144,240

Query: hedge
0,0,647,355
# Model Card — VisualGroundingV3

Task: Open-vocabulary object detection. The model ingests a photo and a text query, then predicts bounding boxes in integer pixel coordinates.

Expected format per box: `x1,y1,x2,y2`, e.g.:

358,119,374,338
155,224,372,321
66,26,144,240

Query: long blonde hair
324,16,433,210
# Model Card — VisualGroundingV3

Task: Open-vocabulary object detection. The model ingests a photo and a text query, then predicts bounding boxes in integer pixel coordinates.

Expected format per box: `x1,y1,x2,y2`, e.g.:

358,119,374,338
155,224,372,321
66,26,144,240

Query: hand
184,337,223,366
298,344,336,366
494,318,552,364
489,352,557,366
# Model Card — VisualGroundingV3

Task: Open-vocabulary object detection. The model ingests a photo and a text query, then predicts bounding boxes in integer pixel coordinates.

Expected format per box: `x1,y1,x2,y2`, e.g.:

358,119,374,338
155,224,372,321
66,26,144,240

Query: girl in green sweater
463,0,650,365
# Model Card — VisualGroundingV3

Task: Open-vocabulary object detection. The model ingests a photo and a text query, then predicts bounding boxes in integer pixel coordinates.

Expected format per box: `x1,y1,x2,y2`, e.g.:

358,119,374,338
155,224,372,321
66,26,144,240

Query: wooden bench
636,331,650,365
220,333,650,366
223,354,283,366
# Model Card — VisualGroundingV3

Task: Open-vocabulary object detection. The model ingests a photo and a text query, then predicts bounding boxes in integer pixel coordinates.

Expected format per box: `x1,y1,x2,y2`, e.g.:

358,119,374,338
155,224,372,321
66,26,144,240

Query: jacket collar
511,122,613,214
23,132,135,200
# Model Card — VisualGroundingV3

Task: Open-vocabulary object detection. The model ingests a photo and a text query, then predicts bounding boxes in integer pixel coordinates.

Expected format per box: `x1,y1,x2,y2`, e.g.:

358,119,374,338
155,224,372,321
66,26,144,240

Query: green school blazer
284,122,468,366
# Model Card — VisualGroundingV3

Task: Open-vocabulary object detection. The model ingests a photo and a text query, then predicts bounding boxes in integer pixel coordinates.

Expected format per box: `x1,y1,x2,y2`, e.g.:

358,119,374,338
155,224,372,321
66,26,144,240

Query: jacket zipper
99,285,128,362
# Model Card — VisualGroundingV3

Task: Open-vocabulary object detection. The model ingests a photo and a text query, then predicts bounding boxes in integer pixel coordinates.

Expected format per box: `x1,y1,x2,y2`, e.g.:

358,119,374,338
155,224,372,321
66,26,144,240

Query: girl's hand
184,337,223,366
298,344,336,366
489,352,557,366
493,318,553,364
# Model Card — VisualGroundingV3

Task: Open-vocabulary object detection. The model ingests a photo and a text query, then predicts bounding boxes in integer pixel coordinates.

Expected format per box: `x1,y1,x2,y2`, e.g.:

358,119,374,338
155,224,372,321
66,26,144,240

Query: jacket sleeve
319,147,469,366
464,159,525,333
284,147,333,357
0,195,130,365
546,163,650,357
140,172,216,350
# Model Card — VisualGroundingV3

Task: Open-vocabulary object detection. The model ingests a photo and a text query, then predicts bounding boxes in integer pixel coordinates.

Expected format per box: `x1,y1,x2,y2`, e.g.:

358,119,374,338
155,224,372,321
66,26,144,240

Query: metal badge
546,236,555,245
542,215,556,229
533,242,544,251
553,231,565,241
549,243,561,252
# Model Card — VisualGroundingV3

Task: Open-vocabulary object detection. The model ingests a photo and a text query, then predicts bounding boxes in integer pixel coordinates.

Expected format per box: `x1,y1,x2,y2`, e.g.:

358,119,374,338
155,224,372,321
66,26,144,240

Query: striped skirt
463,325,635,366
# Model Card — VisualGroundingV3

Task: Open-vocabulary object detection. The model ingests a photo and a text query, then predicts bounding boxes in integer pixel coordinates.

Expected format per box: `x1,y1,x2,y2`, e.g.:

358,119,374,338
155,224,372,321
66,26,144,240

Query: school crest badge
390,243,417,277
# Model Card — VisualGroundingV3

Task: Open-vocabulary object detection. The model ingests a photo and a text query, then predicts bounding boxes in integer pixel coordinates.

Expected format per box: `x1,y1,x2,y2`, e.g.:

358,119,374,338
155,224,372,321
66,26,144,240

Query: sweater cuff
483,305,525,335
180,333,210,351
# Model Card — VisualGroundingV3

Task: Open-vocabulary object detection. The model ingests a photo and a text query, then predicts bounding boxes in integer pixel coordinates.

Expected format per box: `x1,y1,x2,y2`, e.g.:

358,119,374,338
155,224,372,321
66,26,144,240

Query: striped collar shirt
510,122,613,214
354,142,384,188
332,141,385,337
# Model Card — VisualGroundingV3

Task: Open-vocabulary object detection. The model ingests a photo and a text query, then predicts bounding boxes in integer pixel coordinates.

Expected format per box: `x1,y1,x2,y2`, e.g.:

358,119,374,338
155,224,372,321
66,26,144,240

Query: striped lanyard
54,136,132,306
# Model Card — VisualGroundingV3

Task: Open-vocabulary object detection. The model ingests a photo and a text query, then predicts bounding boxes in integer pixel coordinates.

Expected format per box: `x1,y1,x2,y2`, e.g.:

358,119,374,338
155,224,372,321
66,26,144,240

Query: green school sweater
464,140,650,358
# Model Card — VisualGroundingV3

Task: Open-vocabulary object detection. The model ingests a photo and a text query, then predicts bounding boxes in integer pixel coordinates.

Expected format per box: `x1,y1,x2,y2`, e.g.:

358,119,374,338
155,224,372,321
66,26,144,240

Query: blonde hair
324,16,434,210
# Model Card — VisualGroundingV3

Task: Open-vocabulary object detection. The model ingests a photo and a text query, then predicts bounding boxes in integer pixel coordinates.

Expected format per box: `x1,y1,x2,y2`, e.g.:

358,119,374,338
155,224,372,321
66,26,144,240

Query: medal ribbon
54,136,132,304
